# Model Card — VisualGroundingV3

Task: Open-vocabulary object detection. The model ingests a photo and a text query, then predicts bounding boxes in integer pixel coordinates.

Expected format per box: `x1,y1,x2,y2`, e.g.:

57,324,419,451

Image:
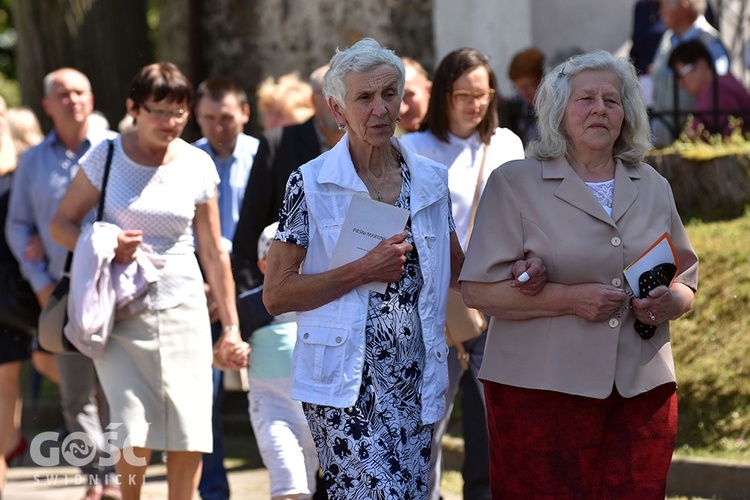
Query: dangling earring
396,116,402,123
337,123,346,131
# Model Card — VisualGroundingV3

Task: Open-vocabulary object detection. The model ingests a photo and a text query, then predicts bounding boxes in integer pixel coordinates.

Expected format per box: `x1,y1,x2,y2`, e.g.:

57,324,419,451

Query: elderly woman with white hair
262,38,464,497
460,51,699,497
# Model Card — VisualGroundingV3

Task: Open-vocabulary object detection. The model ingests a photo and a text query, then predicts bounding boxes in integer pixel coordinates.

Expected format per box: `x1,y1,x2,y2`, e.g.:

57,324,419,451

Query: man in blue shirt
232,65,344,294
6,68,118,500
193,76,259,500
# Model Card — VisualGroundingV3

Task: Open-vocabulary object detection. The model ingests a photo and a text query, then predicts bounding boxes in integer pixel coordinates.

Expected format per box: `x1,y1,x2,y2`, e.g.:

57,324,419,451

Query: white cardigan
65,221,159,358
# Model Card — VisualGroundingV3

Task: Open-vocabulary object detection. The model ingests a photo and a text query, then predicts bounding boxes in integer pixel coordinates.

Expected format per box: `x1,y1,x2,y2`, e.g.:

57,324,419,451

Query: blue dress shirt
6,128,116,292
193,133,259,253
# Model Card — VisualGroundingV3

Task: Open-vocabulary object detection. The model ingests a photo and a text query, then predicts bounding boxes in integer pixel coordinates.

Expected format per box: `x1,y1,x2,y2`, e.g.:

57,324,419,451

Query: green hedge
673,207,750,458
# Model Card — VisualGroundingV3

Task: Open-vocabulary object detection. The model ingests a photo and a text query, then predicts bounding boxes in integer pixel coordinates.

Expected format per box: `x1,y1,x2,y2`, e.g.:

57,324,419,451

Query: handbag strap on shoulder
446,143,488,367
97,139,114,220
62,139,115,273
466,144,488,242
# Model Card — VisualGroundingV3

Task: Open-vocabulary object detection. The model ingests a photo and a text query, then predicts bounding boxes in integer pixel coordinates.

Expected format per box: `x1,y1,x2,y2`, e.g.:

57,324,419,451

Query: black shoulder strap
62,139,115,273
97,139,114,221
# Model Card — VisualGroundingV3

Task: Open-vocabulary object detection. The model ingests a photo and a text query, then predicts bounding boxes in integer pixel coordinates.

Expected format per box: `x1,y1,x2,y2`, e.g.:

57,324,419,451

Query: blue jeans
198,323,230,500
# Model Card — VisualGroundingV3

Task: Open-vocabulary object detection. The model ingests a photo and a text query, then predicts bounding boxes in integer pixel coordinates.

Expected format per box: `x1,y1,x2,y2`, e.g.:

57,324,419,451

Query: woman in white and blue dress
262,38,464,499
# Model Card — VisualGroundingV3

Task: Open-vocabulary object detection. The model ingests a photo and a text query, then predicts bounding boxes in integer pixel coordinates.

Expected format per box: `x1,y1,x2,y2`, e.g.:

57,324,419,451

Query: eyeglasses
141,103,188,121
676,63,695,79
451,89,495,105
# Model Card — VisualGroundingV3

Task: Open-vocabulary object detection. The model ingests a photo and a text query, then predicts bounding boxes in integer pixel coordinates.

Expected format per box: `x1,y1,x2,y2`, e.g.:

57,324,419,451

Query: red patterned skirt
484,381,677,499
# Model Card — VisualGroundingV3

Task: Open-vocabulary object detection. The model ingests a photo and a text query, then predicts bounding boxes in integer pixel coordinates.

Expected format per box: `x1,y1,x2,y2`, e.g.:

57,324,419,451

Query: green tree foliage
0,0,15,78
0,0,19,105
12,0,152,132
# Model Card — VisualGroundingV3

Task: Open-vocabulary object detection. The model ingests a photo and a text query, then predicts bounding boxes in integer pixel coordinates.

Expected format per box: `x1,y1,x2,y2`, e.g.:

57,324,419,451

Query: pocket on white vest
294,322,351,384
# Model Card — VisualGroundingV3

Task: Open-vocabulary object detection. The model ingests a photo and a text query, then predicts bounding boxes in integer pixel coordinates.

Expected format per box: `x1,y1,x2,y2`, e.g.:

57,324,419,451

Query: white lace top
585,179,615,217
81,137,219,309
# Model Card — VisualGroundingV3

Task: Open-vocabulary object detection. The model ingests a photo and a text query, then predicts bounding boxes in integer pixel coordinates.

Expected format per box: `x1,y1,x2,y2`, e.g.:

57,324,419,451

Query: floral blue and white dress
276,156,449,499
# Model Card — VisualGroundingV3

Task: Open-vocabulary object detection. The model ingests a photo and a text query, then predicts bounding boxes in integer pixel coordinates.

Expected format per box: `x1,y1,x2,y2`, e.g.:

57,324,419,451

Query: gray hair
309,65,328,94
527,50,652,168
43,68,91,97
666,0,706,14
323,37,405,109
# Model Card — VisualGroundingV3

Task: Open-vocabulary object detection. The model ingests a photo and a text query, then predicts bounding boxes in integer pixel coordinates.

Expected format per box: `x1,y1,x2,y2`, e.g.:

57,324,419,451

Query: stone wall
191,0,433,136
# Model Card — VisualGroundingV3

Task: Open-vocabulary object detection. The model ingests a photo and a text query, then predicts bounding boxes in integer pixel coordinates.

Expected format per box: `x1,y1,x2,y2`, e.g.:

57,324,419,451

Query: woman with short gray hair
263,38,463,498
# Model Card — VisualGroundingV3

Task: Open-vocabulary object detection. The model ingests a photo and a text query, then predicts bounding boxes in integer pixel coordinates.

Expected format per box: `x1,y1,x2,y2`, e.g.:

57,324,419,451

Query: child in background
237,222,319,500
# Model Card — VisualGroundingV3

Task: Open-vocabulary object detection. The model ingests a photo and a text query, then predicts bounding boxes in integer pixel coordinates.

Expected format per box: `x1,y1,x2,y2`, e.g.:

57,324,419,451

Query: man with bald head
6,68,118,499
650,0,729,145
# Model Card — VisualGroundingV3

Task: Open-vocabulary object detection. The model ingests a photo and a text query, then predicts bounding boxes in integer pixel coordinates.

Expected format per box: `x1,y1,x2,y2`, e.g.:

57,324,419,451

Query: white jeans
428,330,489,500
247,375,319,498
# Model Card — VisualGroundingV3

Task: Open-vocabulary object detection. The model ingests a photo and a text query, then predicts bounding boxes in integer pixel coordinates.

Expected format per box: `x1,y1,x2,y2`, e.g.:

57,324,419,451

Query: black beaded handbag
634,262,677,340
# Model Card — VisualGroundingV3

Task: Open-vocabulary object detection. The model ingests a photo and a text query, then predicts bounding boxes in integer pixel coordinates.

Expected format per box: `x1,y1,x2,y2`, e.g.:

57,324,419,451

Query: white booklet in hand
329,195,410,294
623,232,679,297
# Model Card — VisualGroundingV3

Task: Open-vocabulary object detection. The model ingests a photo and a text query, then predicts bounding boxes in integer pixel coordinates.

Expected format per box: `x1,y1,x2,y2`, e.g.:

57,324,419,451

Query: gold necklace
363,168,386,202
358,149,401,202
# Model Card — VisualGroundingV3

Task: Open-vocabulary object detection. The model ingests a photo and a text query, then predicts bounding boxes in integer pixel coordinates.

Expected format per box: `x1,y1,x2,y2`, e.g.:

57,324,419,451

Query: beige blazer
460,157,699,398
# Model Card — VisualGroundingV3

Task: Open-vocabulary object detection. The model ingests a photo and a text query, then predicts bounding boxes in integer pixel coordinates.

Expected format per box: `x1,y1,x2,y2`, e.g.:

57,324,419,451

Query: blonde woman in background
7,107,43,156
0,95,22,494
0,99,46,494
5,107,59,389
256,73,315,130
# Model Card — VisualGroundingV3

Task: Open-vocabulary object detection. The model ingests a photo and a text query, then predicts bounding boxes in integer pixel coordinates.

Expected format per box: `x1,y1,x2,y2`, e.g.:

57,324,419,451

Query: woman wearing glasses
401,47,529,500
50,62,249,499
